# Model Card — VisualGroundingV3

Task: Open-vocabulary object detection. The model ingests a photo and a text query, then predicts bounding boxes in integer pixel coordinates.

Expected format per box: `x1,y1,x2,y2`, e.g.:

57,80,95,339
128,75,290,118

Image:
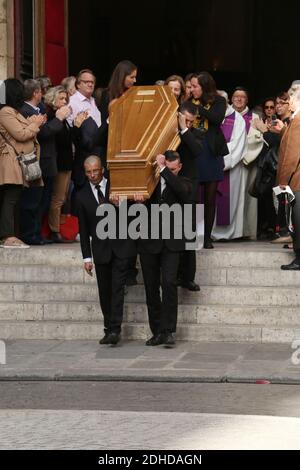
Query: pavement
1,339,300,384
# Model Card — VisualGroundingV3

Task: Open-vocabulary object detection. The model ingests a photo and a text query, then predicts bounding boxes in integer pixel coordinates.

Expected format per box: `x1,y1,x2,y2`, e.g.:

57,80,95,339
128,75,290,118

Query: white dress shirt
83,177,107,263
90,177,107,203
160,167,166,194
68,91,101,127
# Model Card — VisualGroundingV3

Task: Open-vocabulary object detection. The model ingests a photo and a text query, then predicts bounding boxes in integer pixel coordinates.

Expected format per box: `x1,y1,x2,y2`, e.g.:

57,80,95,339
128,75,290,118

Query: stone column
0,0,14,80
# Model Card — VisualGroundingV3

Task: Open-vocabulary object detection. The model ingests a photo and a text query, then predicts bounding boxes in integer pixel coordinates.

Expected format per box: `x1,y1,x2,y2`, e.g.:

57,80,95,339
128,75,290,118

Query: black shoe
203,239,214,249
41,238,54,244
180,281,200,291
106,332,120,345
125,277,138,286
22,237,45,245
145,334,165,346
164,333,176,347
51,232,73,243
281,259,300,270
99,333,111,345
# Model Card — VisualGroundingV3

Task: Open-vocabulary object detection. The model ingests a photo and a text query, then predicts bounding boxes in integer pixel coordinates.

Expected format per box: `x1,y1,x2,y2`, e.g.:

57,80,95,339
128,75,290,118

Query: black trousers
292,191,300,256
178,251,196,282
0,184,22,239
95,255,129,334
178,201,196,282
140,248,179,335
19,186,43,242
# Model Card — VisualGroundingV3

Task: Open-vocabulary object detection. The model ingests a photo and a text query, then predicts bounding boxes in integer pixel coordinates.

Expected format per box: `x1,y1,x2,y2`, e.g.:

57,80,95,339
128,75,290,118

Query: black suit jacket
20,102,64,177
76,180,136,264
72,117,108,187
138,167,192,254
178,127,203,201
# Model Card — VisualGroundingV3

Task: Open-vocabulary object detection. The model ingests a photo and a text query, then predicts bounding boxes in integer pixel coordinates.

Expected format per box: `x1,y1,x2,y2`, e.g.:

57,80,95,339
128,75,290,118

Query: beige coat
0,106,40,186
277,113,300,191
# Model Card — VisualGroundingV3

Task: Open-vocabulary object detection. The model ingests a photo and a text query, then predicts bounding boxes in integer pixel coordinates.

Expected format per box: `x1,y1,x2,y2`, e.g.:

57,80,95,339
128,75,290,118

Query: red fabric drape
44,0,67,84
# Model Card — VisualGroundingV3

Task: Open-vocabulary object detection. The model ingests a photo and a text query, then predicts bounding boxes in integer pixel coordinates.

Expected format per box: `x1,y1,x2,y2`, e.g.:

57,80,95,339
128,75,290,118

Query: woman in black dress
190,72,228,248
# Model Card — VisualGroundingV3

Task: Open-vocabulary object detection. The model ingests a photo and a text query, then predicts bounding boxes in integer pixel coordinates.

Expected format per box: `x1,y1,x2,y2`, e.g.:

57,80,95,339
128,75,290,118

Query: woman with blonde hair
45,86,74,242
165,74,185,103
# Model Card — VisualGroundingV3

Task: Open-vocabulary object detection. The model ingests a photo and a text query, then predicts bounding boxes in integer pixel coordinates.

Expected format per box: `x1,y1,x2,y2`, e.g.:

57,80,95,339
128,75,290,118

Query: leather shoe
106,332,120,345
125,277,138,286
164,333,176,347
203,239,214,249
281,259,300,270
145,334,165,346
51,232,73,243
99,333,111,345
180,281,200,291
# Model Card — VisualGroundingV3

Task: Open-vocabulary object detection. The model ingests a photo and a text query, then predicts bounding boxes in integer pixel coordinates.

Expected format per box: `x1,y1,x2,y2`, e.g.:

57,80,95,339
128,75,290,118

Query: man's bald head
84,155,104,185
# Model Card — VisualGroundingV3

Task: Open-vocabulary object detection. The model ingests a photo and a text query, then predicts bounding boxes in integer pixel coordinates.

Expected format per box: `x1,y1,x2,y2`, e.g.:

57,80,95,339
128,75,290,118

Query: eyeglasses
264,105,275,109
276,101,289,106
80,80,95,85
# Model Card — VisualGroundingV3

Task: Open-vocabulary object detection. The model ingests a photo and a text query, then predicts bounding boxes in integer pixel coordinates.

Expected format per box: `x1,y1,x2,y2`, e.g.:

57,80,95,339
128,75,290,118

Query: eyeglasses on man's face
275,101,289,107
80,80,95,85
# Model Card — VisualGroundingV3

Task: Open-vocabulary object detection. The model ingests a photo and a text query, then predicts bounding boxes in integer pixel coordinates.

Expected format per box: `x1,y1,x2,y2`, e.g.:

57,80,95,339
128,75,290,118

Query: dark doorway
15,0,34,80
68,0,300,105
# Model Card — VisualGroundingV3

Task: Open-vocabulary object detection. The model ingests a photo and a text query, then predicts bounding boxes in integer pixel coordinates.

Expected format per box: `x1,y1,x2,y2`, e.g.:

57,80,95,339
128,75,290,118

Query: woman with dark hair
0,78,45,247
262,97,276,124
190,71,228,248
98,60,138,284
99,60,137,123
184,73,193,101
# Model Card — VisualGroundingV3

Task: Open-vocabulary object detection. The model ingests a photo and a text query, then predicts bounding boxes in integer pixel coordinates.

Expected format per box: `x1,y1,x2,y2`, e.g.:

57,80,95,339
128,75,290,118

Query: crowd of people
0,61,299,345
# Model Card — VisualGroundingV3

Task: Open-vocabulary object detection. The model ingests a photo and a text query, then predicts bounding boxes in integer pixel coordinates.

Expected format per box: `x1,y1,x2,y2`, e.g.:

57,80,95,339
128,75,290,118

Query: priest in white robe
212,91,247,240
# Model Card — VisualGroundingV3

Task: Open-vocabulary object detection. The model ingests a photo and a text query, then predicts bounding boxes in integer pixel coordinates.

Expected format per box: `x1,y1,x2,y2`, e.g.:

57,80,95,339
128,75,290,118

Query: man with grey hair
19,79,69,245
76,156,136,345
275,88,300,269
288,80,300,97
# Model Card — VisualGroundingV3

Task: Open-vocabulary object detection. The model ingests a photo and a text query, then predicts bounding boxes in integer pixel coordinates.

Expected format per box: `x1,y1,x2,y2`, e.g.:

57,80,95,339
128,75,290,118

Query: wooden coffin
107,85,180,199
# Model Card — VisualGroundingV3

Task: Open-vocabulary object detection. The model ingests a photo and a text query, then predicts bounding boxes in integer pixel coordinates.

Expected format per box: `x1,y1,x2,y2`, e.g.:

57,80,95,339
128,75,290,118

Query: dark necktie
95,184,105,204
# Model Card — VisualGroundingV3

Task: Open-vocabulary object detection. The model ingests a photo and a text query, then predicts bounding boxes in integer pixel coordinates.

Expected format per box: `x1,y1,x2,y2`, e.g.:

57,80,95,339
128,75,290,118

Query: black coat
20,102,64,178
76,180,136,264
194,95,228,157
55,120,74,172
178,127,203,200
72,117,108,187
137,167,192,254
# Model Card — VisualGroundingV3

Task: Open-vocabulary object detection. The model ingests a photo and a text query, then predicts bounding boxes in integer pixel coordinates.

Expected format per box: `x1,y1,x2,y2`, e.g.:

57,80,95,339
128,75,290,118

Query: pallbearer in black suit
76,156,136,345
177,101,203,291
137,151,192,347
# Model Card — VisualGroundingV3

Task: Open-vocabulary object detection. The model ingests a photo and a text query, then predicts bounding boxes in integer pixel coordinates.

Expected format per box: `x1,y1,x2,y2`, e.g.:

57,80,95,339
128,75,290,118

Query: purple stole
242,110,253,135
216,112,236,225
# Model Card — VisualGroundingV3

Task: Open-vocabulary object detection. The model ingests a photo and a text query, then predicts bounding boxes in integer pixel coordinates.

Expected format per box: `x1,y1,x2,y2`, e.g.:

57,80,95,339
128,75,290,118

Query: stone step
0,243,294,268
0,319,299,343
126,285,300,307
1,265,300,287
0,283,300,306
0,302,299,327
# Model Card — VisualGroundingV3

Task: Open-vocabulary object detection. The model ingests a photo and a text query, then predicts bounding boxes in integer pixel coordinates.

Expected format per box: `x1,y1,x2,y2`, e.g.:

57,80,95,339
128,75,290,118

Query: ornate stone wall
0,0,14,80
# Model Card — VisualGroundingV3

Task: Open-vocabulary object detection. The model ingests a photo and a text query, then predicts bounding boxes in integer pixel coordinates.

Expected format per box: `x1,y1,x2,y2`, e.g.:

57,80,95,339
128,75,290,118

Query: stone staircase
0,242,300,343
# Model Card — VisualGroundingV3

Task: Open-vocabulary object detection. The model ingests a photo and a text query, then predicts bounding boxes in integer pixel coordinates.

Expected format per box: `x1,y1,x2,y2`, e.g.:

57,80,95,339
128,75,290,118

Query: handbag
248,145,279,198
0,130,42,182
